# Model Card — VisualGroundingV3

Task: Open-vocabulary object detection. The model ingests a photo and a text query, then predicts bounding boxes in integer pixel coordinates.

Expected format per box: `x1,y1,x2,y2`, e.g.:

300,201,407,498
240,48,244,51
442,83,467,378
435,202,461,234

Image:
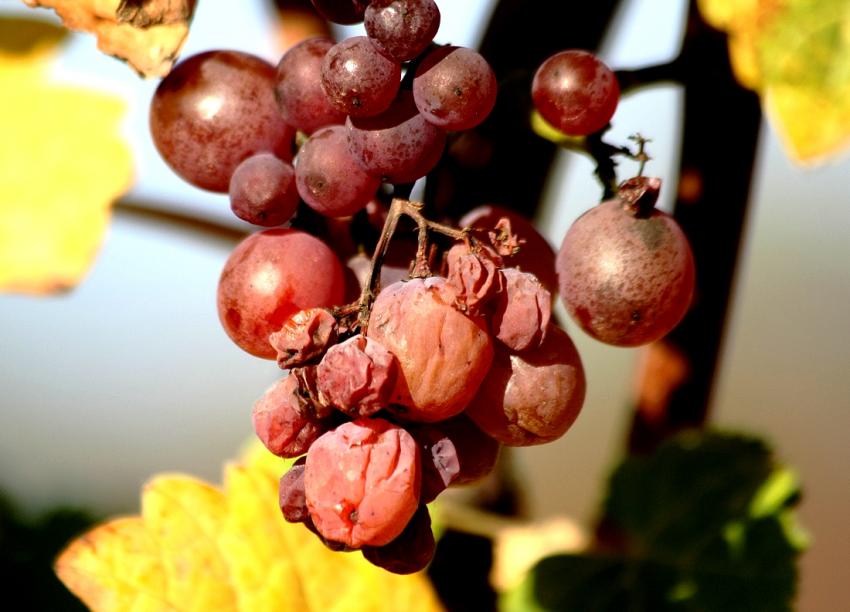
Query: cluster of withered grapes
148,0,695,574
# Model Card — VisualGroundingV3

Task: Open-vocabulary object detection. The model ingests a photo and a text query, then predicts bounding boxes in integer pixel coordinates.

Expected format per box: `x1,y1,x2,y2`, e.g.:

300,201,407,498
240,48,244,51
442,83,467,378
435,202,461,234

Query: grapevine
147,0,698,577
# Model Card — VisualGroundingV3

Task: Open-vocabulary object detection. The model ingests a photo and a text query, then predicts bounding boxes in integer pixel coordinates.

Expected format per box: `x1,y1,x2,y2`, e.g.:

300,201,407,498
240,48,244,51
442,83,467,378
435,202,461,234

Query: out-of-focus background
0,0,847,610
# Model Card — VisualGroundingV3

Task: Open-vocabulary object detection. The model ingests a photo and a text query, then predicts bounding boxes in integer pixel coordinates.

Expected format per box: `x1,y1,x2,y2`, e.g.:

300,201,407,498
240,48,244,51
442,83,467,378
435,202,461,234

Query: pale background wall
0,0,847,609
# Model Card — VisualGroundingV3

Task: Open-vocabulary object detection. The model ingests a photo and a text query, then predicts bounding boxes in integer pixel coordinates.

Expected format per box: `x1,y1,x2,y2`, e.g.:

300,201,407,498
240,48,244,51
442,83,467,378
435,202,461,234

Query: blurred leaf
21,0,195,76
504,431,805,612
55,441,444,612
0,17,132,295
698,0,850,163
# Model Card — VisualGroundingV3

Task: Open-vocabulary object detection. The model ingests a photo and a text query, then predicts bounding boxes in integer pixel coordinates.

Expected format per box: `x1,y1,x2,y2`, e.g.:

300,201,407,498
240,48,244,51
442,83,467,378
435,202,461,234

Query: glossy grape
321,37,401,117
217,229,345,359
466,325,586,446
347,91,446,184
150,50,294,192
532,49,619,136
413,46,497,132
229,153,299,226
275,38,347,134
365,0,441,62
295,125,381,217
557,198,695,346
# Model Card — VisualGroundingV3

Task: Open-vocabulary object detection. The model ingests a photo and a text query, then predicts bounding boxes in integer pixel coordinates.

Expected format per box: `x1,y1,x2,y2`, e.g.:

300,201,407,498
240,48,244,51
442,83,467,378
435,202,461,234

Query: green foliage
504,431,806,612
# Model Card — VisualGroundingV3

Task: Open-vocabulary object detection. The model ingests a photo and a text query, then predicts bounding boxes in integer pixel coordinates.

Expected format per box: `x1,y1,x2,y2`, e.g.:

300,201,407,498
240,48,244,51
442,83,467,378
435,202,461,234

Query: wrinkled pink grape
269,308,338,369
491,268,551,351
445,243,504,314
253,376,329,458
279,457,309,523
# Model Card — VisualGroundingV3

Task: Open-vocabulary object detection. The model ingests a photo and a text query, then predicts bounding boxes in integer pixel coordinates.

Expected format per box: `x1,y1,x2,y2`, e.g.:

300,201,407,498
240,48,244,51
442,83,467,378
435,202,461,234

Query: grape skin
253,376,329,458
531,49,619,136
229,153,299,227
305,418,420,548
275,38,347,134
150,51,294,193
413,46,498,132
466,325,586,446
279,457,309,523
347,90,446,184
367,277,494,422
365,0,441,63
295,125,381,218
557,199,695,346
321,37,401,118
217,229,345,359
362,505,435,574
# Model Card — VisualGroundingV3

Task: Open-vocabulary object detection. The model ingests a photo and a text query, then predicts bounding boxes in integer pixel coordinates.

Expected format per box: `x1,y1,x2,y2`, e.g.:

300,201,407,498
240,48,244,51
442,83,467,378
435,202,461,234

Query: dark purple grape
412,46,497,132
311,0,368,24
279,457,308,523
229,153,299,226
361,505,435,574
557,181,695,346
347,91,446,184
365,0,441,62
275,38,347,134
532,49,619,136
295,125,381,217
150,50,295,193
321,37,401,117
409,424,461,503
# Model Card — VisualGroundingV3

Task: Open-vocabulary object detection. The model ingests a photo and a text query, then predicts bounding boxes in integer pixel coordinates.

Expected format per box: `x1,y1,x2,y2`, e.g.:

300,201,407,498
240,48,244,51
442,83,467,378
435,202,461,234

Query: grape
229,153,299,226
316,335,398,417
531,49,620,136
365,0,441,63
347,91,446,184
491,268,551,351
274,38,347,134
466,325,586,446
279,457,308,523
321,37,401,118
412,46,498,132
150,50,295,192
253,376,329,458
445,243,503,313
268,308,338,369
362,505,435,574
311,0,368,24
305,418,420,548
217,229,345,359
295,125,381,217
460,205,558,294
366,277,493,422
557,192,695,346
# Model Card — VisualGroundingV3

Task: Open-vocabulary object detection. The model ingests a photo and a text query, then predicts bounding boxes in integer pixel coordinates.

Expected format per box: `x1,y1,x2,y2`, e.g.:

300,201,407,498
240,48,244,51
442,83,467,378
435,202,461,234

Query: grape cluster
147,0,696,576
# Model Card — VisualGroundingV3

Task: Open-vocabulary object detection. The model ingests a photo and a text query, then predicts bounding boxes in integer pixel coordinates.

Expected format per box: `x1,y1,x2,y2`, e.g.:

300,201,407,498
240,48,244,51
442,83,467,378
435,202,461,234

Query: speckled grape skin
275,38,347,134
466,325,586,446
229,153,299,226
365,0,441,62
557,200,695,346
413,46,497,132
217,229,345,359
321,37,401,117
347,91,446,184
150,51,295,193
532,49,619,136
367,277,494,421
295,125,381,217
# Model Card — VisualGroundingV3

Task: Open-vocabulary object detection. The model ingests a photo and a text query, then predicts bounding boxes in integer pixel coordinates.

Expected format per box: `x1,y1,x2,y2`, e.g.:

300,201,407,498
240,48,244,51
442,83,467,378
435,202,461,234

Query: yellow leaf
0,18,132,295
698,0,850,163
55,442,445,612
21,0,195,77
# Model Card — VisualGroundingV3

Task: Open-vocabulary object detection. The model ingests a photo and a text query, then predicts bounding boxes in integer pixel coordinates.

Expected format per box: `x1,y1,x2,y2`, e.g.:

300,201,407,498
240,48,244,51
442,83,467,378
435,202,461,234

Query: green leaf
504,431,805,612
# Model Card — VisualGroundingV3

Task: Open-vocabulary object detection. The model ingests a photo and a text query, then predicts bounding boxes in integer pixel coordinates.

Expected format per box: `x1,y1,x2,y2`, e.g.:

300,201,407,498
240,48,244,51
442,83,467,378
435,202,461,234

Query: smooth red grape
532,49,619,136
365,0,441,62
413,46,497,132
321,37,401,118
217,229,345,359
150,50,294,192
229,153,299,226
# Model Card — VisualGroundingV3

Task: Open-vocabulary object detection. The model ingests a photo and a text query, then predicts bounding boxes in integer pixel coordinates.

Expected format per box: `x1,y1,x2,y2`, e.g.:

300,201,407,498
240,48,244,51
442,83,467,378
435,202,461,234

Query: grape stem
350,198,469,331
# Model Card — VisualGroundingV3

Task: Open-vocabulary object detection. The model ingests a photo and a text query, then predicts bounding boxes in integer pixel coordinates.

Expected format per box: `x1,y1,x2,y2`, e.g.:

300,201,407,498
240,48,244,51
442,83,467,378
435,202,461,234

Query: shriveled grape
445,243,503,314
279,457,308,523
367,277,493,421
491,268,551,351
269,308,338,369
305,418,420,548
217,229,345,359
466,325,585,446
253,376,329,458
